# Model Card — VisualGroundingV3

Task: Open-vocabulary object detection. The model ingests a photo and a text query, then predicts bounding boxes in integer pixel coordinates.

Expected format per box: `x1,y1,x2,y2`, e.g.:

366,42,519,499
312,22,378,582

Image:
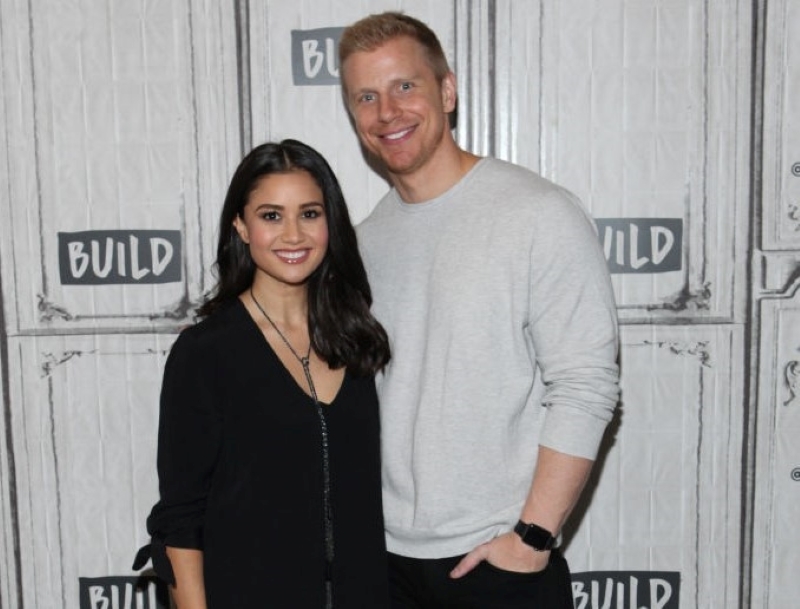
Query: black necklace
250,288,314,394
250,288,335,608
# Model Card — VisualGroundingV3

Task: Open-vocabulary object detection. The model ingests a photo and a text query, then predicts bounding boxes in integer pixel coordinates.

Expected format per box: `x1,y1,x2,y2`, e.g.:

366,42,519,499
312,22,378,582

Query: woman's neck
247,281,308,329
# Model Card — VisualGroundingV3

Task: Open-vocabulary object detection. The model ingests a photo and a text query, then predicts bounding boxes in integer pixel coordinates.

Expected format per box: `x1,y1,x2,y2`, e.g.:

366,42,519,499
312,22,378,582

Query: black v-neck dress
140,299,389,607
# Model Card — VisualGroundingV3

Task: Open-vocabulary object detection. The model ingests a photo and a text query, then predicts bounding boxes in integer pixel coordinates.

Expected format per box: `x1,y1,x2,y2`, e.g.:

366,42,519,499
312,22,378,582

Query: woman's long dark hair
198,139,390,376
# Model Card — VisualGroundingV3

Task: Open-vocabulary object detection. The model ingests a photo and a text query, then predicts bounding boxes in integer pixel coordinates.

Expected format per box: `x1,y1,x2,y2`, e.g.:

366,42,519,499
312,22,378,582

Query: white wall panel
761,0,800,250
0,0,240,333
0,1,792,607
246,0,455,224
565,325,744,609
0,351,20,608
750,1,800,606
454,0,542,169
751,294,800,608
6,334,171,608
467,0,751,323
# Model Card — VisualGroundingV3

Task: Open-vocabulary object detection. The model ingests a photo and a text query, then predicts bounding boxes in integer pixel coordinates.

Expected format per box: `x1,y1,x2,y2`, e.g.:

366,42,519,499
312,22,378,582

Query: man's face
341,36,456,178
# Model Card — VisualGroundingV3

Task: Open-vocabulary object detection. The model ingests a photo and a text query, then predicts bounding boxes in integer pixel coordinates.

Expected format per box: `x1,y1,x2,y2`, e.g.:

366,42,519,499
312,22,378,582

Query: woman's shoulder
176,299,248,349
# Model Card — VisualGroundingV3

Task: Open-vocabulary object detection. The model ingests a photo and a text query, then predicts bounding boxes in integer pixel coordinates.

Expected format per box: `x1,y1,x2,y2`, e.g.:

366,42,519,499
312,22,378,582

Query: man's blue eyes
359,83,413,102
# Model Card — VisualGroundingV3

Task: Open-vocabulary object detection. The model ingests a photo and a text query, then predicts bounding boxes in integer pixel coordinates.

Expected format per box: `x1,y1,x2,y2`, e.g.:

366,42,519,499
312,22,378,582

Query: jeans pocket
478,559,550,580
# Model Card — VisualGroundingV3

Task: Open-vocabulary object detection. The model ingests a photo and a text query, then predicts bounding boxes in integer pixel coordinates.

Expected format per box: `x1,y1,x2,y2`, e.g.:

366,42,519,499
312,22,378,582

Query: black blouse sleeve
132,328,222,583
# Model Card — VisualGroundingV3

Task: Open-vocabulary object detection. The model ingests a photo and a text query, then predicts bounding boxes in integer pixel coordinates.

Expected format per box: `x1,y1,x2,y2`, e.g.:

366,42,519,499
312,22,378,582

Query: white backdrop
0,0,796,607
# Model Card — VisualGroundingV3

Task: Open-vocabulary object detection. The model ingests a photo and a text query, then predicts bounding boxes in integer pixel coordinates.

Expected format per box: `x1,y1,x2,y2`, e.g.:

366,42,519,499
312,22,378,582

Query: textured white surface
6,334,171,608
752,296,800,609
0,0,793,608
566,325,743,608
751,2,800,606
537,0,749,322
0,0,240,333
762,0,800,249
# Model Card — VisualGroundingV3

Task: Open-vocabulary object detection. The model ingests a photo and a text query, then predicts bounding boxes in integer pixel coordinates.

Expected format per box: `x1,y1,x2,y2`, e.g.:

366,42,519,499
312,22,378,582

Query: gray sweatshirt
357,157,620,558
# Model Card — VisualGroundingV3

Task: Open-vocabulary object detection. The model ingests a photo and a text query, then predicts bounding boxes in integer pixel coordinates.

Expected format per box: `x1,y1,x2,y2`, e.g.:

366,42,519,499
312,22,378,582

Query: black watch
513,520,556,551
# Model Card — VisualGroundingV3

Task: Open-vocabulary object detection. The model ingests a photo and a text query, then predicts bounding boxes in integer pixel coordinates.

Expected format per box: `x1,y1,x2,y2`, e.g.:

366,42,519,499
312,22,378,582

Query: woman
133,140,391,608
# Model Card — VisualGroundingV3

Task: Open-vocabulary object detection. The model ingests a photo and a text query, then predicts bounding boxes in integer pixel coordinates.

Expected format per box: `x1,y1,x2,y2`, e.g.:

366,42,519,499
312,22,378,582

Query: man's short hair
338,11,451,83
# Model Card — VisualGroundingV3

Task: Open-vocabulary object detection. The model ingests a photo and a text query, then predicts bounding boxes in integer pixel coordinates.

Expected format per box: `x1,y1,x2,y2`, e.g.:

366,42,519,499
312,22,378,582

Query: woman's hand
166,547,207,609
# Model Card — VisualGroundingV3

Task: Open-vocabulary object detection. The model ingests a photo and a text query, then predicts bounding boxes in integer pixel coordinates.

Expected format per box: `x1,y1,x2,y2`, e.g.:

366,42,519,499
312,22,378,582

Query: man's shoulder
476,157,584,215
480,157,566,196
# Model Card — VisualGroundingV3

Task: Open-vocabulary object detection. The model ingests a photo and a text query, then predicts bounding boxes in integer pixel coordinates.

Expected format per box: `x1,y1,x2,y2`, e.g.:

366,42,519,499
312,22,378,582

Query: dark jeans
388,548,575,609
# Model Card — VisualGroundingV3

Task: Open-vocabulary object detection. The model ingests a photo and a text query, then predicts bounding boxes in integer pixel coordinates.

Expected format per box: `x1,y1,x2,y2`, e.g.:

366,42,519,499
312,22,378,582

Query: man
339,11,620,608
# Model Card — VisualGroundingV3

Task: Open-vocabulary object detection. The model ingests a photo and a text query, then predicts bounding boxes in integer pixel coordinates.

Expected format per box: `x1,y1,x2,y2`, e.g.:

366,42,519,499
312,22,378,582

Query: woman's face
233,170,329,290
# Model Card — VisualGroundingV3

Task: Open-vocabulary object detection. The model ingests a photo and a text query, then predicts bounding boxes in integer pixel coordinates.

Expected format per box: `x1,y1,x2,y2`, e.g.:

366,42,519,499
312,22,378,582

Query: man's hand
448,531,550,578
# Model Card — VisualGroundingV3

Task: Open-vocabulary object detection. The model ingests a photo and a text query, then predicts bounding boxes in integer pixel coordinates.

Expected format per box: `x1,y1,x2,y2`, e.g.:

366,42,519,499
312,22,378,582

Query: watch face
515,521,555,550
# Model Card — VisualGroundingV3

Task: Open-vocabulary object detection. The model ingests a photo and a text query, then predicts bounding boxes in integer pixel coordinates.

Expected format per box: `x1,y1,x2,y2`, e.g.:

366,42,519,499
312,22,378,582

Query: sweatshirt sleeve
528,189,620,460
133,328,222,583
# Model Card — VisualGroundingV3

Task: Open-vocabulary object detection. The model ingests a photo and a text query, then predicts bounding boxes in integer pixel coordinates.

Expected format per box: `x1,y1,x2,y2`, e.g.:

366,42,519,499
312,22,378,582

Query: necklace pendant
300,356,310,368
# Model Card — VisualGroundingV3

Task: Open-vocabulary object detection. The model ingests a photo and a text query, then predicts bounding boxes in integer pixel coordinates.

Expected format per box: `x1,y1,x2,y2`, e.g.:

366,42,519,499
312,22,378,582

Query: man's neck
392,146,481,204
